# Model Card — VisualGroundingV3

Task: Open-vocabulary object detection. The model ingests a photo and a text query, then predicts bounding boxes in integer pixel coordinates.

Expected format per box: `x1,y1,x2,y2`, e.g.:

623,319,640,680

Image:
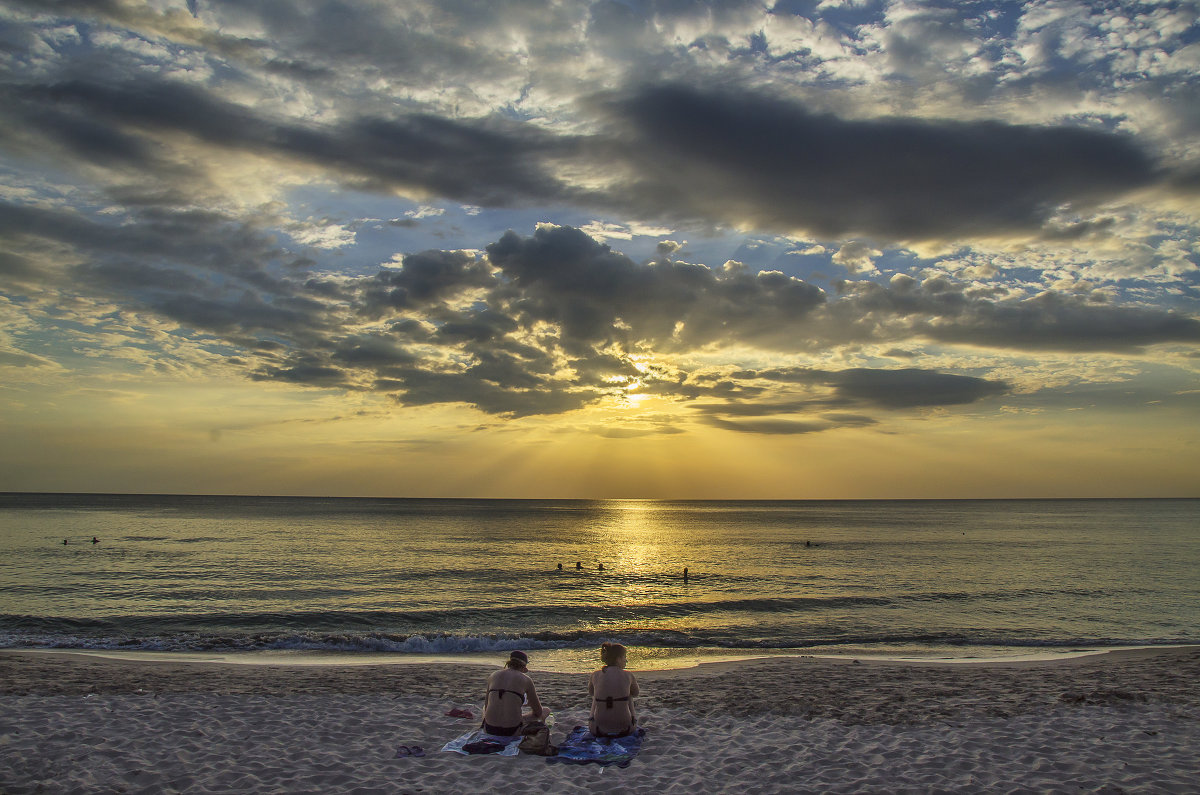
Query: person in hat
481,650,548,736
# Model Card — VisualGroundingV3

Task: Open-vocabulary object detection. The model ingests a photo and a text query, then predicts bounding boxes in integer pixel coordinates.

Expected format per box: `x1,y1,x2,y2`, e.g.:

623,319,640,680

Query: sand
2,647,1199,793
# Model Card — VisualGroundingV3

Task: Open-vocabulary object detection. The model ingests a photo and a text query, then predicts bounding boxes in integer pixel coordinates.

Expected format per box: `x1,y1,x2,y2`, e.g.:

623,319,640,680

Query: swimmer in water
598,563,604,571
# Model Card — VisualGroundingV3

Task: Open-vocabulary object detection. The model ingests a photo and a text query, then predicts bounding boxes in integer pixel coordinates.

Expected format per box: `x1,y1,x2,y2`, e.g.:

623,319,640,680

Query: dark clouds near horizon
5,202,1197,420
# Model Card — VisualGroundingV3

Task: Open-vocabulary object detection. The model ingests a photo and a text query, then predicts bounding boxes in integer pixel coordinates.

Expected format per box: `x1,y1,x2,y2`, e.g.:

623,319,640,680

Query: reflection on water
2,496,1198,658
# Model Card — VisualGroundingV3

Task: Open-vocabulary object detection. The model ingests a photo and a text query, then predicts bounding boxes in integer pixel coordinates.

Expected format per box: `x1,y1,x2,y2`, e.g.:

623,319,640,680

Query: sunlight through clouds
0,0,1198,496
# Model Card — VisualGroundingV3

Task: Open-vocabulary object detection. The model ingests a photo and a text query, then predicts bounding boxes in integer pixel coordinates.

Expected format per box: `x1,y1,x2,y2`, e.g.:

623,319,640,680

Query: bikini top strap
595,695,630,708
489,688,521,699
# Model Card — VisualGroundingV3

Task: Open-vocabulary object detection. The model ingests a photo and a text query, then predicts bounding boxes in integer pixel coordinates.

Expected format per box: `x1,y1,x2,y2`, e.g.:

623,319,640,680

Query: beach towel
441,729,523,757
545,725,646,768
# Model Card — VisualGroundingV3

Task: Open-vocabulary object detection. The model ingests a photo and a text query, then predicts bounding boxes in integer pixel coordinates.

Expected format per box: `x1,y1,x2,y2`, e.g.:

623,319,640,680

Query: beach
3,647,1198,793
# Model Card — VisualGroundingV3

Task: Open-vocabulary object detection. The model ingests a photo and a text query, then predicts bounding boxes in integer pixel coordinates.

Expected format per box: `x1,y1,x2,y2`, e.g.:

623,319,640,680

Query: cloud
702,416,832,435
591,423,686,439
5,73,581,210
697,408,882,435
598,82,1176,242
829,278,1200,352
358,249,495,316
4,202,1197,421
690,367,1007,434
0,347,59,368
484,224,827,350
825,368,1010,408
832,241,882,275
6,48,1192,258
695,367,1009,431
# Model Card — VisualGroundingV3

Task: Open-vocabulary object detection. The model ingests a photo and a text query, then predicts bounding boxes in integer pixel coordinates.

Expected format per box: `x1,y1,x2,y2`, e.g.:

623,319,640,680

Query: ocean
1,495,1197,671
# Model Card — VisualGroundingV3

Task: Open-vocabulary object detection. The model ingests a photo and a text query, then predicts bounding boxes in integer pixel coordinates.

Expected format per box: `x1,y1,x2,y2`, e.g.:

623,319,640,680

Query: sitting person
588,642,639,738
481,650,548,736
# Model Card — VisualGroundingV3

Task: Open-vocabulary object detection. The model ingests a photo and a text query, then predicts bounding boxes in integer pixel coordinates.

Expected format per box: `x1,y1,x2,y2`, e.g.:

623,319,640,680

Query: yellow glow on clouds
2,362,1196,499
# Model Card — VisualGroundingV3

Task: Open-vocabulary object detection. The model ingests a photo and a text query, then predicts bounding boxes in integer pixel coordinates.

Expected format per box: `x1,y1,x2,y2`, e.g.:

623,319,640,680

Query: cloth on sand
545,725,646,768
441,729,522,756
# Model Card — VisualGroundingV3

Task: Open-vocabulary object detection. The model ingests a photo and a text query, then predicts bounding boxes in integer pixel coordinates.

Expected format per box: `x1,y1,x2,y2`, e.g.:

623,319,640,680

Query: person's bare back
481,651,546,734
588,642,639,738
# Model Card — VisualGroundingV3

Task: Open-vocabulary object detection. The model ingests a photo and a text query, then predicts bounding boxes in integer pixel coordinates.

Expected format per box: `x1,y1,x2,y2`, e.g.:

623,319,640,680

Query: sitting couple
482,642,640,739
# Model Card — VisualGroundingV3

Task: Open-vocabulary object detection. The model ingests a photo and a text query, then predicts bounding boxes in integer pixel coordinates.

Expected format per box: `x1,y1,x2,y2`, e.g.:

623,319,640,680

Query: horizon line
2,491,1197,502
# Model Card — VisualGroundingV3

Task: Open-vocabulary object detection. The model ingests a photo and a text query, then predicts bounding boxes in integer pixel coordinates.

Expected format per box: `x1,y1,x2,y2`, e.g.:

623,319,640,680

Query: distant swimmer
683,567,688,582
576,562,582,570
805,540,811,548
598,563,604,571
91,537,99,544
557,563,563,570
63,539,68,545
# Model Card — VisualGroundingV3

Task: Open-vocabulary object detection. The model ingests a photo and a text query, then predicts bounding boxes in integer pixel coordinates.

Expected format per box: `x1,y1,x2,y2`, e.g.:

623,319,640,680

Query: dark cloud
486,224,826,349
388,367,603,417
819,413,879,428
2,201,1196,420
330,335,417,368
252,360,349,388
593,424,686,439
702,416,831,435
0,250,41,283
600,83,1165,241
921,292,1200,353
79,261,207,293
6,73,580,209
0,202,303,294
827,368,1010,408
5,0,1199,265
736,366,1010,409
359,249,495,317
694,367,1007,432
26,105,159,169
697,410,881,437
6,62,1184,250
829,278,1200,353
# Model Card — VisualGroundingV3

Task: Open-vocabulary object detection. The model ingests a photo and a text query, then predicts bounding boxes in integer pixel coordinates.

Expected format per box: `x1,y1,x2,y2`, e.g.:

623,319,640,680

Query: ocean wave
1,625,1193,655
0,584,1152,635
0,596,897,636
900,586,1147,603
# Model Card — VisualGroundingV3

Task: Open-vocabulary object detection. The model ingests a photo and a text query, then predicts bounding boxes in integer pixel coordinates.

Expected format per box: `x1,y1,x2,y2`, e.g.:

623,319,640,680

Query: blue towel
546,725,646,768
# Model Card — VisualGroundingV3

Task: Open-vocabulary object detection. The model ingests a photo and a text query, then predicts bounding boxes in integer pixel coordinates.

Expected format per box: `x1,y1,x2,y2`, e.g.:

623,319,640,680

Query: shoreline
4,648,1195,710
4,646,1199,793
2,642,1189,675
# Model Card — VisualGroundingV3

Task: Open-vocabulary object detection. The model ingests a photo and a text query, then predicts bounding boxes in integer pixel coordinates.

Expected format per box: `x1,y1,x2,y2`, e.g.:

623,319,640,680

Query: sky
1,0,1199,499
